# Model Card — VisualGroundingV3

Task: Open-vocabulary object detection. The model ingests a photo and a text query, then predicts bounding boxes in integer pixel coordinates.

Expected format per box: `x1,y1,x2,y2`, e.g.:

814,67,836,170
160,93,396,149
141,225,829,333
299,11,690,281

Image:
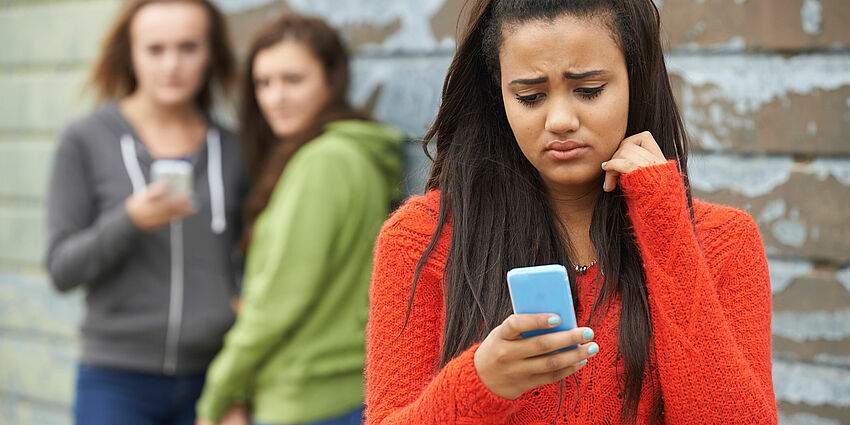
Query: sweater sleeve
364,202,520,424
619,160,777,424
196,145,351,422
45,126,142,292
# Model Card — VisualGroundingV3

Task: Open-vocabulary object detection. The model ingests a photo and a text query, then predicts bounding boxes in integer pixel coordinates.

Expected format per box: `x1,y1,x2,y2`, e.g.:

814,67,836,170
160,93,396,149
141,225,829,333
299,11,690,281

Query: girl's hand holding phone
125,181,194,232
473,314,598,400
601,131,667,192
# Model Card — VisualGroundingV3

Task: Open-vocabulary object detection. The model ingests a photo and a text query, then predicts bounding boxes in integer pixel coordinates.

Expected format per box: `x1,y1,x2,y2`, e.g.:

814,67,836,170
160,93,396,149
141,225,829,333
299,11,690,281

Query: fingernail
548,316,560,326
580,359,587,365
583,329,594,340
601,161,607,168
587,343,599,355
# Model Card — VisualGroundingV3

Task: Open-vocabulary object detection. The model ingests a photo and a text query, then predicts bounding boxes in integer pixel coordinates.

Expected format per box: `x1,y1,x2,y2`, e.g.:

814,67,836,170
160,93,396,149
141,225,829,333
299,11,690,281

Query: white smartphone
150,159,193,197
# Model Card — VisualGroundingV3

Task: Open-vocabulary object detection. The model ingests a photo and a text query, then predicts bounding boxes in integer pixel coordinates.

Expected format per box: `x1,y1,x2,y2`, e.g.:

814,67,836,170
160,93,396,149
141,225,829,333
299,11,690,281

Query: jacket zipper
163,220,184,375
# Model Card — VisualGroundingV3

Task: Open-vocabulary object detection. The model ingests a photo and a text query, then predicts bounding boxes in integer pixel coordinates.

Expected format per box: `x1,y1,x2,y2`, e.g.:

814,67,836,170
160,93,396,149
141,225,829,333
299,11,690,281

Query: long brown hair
409,0,692,422
239,14,367,250
88,0,235,110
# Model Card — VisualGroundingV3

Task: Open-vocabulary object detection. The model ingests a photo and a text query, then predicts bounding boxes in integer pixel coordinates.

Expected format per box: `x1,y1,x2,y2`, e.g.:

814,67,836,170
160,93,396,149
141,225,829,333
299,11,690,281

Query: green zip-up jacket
196,120,403,424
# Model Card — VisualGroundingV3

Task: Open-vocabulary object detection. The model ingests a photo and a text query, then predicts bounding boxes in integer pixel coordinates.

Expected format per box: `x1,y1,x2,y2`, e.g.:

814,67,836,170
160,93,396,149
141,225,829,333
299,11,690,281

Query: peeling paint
814,354,850,368
687,153,850,197
772,207,807,247
688,153,793,197
773,360,850,406
806,158,850,185
767,258,812,294
807,121,817,136
758,199,786,223
213,0,275,13
772,309,850,342
801,0,823,36
350,56,452,134
216,0,453,51
837,266,850,293
681,36,746,52
225,0,451,52
667,54,850,115
779,413,839,425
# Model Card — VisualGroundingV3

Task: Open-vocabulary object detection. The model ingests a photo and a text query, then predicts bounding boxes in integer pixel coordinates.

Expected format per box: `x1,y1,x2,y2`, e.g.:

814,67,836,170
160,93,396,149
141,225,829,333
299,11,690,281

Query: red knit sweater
365,161,777,424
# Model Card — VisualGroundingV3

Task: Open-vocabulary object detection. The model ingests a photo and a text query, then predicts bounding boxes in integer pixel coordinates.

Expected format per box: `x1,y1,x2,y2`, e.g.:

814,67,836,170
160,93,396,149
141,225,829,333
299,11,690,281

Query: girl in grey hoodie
45,1,248,424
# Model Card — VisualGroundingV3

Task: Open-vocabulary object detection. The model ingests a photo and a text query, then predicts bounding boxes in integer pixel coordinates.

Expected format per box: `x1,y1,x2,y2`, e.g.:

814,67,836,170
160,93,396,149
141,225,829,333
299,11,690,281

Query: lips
545,140,589,160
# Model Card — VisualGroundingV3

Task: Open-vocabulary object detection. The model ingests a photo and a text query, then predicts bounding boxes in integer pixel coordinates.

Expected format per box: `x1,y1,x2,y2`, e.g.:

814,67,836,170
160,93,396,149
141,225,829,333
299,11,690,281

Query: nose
259,79,287,107
267,80,287,104
544,96,580,135
163,49,179,72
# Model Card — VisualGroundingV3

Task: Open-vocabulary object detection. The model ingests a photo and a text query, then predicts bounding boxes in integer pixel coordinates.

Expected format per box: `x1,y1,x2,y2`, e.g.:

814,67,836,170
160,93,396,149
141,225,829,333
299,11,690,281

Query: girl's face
252,41,331,139
129,2,211,107
499,13,629,193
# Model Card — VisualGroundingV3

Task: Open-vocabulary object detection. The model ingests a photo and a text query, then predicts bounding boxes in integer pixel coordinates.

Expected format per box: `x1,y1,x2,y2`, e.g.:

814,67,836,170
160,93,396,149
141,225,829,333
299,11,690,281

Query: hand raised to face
601,131,667,192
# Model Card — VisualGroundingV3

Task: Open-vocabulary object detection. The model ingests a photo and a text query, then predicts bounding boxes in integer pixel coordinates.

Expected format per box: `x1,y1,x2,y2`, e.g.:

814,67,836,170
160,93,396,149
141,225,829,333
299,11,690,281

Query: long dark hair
239,14,367,249
410,0,692,422
88,0,235,111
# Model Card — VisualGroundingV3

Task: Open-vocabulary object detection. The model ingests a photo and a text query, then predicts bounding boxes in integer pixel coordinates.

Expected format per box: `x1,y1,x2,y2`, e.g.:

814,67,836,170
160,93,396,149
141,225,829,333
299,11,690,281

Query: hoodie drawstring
118,130,227,234
206,128,226,234
120,134,146,194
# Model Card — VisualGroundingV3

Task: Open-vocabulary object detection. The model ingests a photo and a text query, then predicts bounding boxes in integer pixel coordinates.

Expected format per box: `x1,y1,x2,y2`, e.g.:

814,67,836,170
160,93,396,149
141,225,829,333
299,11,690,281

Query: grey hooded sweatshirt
46,102,249,376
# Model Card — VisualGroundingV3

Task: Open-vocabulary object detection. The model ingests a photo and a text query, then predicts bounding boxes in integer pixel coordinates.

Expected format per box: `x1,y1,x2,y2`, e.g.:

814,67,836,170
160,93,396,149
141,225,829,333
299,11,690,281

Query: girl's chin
539,171,603,191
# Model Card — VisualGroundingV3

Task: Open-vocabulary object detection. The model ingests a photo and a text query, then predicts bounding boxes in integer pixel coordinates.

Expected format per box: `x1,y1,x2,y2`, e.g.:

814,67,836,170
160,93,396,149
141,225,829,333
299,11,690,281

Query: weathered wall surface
0,0,847,424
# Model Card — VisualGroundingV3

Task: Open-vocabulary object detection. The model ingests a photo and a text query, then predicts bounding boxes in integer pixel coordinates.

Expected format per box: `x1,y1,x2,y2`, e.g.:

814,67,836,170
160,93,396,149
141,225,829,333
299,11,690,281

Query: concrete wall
0,0,847,424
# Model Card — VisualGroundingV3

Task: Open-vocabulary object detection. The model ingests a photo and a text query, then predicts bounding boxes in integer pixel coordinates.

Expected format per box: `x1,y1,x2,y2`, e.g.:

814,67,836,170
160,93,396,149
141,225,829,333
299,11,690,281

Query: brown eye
516,93,545,106
148,45,164,55
179,42,198,53
283,74,304,84
576,83,607,100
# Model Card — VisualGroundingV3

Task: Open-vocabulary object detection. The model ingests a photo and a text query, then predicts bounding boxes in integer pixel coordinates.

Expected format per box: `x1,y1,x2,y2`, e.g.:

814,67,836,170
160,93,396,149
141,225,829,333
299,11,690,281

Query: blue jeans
74,364,205,425
255,405,364,425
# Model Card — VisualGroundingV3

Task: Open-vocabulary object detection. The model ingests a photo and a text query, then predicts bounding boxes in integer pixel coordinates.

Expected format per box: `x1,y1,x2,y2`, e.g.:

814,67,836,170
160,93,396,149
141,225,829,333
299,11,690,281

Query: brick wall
0,0,847,424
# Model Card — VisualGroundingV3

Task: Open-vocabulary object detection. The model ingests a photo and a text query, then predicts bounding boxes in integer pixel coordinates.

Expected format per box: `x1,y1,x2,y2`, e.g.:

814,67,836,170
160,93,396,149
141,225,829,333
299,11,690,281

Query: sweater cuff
196,389,248,423
446,343,520,421
619,159,683,200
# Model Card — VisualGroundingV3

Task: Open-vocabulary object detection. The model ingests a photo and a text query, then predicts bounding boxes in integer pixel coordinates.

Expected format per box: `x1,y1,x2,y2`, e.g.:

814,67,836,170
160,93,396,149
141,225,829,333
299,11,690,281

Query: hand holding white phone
150,159,193,197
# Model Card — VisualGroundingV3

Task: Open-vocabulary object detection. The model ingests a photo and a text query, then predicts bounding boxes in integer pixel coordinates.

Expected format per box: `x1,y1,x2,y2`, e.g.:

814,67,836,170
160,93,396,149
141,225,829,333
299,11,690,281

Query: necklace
575,258,597,275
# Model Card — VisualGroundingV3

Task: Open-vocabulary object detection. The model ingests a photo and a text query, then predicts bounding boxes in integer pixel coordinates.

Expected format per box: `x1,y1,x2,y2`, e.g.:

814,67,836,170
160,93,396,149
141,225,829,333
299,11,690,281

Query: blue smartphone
507,264,578,352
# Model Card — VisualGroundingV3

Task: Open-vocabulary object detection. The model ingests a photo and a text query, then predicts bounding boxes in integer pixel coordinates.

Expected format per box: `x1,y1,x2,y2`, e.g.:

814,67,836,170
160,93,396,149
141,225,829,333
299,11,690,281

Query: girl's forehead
498,15,623,72
131,3,209,42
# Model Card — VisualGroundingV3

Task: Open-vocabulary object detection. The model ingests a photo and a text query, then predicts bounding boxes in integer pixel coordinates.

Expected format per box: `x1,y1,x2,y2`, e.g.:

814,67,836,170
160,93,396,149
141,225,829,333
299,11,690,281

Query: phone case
151,160,193,197
507,264,578,351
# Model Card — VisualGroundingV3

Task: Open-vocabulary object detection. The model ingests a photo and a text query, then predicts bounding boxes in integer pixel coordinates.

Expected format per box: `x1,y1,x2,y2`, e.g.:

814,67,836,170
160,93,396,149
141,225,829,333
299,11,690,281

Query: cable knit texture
365,160,777,424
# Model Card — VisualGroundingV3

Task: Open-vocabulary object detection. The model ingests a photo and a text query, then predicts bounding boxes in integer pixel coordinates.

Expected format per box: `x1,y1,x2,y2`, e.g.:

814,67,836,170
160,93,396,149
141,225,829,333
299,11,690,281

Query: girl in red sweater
366,0,777,424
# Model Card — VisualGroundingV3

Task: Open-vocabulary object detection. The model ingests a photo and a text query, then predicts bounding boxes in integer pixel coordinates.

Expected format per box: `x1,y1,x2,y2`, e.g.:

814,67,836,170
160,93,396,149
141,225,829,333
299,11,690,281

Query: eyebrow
564,70,607,79
509,70,608,86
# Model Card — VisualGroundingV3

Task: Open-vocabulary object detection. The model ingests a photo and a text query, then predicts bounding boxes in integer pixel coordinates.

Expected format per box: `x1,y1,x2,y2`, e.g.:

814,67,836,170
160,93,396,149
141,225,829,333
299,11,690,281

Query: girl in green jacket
196,14,403,425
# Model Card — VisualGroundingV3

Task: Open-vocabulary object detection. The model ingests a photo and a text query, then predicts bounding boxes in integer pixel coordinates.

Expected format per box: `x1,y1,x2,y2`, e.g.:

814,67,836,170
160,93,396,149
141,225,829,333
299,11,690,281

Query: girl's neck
119,92,208,158
120,92,203,128
546,179,602,266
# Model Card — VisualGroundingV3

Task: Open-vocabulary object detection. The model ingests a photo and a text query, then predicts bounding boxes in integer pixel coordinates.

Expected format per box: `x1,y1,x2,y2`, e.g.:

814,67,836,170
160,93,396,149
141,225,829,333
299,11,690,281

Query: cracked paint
773,360,850,406
801,0,823,36
767,258,813,295
772,309,850,342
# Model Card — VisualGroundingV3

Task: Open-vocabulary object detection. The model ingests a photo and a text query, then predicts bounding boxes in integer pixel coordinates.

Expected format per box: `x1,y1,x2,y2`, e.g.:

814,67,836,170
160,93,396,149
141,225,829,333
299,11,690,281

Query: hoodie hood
322,119,405,200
